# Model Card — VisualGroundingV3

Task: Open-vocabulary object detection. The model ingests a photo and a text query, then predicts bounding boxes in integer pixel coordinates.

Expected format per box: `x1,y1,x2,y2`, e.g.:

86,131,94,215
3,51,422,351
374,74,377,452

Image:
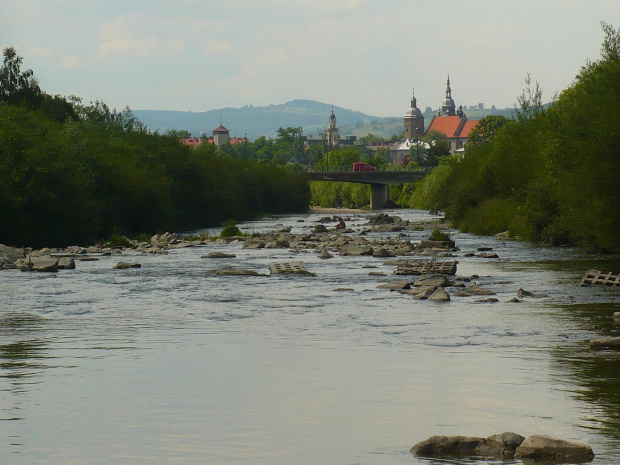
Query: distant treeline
0,48,309,248
394,23,620,253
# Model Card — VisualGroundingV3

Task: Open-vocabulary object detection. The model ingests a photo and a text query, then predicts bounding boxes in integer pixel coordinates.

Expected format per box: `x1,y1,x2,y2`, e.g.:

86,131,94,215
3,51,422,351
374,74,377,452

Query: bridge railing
308,165,429,173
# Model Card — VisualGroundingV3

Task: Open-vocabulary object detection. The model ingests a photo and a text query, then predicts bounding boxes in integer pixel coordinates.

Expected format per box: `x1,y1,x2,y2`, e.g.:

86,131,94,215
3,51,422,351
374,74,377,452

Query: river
1,209,619,465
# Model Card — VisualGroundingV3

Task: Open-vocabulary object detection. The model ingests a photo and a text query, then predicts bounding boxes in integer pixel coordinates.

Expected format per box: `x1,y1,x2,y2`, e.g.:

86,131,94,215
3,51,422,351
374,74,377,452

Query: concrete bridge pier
370,183,389,210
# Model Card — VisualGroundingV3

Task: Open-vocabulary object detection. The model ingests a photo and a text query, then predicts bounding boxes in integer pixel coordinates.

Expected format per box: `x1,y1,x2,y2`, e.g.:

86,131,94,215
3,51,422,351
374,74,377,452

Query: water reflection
551,303,620,447
0,313,50,429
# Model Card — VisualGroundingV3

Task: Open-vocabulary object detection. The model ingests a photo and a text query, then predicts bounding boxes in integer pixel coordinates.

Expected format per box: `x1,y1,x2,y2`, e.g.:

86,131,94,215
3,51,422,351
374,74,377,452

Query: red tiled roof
459,120,478,139
180,137,202,147
212,125,230,133
427,116,463,138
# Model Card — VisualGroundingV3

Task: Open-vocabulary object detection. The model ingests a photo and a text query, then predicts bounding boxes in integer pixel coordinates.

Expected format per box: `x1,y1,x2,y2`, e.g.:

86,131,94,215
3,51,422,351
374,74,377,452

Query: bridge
305,168,427,209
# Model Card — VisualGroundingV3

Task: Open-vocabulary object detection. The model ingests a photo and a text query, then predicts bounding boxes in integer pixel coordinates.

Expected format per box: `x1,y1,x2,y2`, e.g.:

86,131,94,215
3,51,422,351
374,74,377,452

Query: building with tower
403,88,425,141
303,108,357,148
212,124,230,147
326,109,339,147
426,75,477,153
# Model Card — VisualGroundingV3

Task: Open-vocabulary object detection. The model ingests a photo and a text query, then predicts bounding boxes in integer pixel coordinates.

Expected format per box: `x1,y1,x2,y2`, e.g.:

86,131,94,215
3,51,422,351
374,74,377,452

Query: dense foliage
0,48,310,248
405,23,620,252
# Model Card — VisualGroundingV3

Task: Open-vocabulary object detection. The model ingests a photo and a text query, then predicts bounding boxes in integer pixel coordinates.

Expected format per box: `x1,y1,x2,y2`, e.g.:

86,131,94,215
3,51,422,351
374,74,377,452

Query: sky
2,0,619,117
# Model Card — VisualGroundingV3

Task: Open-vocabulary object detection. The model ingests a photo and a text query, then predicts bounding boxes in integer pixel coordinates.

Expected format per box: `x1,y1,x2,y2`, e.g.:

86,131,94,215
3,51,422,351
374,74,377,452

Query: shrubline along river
1,209,619,465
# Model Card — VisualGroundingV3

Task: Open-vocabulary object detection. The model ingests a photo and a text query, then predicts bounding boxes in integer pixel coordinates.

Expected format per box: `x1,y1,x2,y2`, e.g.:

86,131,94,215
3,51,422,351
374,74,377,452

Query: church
420,76,477,153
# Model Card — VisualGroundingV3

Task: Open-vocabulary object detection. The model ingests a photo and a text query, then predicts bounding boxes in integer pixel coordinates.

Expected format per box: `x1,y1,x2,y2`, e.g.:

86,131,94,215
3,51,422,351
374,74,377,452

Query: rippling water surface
1,209,619,465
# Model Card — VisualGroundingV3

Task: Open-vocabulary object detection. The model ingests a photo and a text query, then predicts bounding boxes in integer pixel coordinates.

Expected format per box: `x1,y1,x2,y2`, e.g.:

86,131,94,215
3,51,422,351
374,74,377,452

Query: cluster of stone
411,433,595,463
0,243,120,272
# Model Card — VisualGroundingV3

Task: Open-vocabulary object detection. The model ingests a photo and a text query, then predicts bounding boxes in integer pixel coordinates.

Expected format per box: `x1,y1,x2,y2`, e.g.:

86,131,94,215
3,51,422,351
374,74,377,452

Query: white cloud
97,16,186,58
60,55,84,69
202,39,234,56
29,45,59,57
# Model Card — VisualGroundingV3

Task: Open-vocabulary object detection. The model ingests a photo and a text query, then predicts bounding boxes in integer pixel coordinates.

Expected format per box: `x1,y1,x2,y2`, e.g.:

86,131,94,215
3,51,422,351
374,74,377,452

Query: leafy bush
219,220,243,239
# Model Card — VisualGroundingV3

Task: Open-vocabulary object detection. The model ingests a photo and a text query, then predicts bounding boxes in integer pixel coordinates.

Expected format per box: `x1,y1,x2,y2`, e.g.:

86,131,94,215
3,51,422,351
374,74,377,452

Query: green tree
515,72,543,121
0,47,43,108
422,130,450,166
466,115,510,151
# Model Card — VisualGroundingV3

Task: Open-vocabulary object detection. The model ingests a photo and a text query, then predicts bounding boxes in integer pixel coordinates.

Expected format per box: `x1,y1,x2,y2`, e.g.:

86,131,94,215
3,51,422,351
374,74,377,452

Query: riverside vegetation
393,23,620,253
0,48,310,248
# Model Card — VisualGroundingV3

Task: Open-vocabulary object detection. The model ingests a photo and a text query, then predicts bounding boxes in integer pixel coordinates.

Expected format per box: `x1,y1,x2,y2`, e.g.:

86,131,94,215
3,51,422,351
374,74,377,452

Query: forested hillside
0,48,310,248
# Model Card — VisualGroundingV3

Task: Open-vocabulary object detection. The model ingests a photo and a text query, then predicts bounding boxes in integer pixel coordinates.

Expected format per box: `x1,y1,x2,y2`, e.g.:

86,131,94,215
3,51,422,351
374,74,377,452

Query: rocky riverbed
2,210,619,464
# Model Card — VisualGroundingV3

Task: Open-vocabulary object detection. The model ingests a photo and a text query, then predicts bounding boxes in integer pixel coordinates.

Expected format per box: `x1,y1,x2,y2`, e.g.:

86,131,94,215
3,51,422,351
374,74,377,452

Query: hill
133,100,518,141
133,100,378,140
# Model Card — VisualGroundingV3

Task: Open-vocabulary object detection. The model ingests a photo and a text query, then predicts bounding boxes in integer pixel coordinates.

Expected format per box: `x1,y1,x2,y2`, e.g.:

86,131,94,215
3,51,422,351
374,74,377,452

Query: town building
303,109,357,148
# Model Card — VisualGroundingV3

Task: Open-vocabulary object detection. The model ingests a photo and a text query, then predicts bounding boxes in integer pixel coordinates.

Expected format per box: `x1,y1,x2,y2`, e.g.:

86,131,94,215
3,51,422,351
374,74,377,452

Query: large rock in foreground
514,435,594,462
589,336,620,350
411,432,525,458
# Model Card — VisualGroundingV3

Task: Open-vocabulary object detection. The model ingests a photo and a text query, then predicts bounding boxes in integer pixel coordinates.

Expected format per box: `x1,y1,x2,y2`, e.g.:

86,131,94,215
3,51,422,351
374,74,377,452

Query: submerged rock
202,252,236,259
589,336,620,350
378,281,411,291
216,268,264,276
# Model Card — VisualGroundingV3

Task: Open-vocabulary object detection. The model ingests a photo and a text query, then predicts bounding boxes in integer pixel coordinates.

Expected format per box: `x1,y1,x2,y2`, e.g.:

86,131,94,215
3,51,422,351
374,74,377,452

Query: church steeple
441,74,456,116
327,106,339,147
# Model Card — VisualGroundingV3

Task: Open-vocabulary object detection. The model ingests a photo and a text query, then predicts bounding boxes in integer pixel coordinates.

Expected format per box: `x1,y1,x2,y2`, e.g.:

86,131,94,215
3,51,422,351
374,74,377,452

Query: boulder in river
113,262,141,270
339,243,373,256
413,274,450,288
30,256,59,272
428,287,450,301
318,249,333,259
411,432,525,458
467,284,496,296
57,257,76,269
514,435,594,463
0,244,25,269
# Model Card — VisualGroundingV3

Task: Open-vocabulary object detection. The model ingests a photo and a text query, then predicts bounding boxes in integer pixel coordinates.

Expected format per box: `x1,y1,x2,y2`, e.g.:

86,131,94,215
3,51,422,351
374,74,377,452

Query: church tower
326,108,340,147
441,75,456,116
404,87,425,140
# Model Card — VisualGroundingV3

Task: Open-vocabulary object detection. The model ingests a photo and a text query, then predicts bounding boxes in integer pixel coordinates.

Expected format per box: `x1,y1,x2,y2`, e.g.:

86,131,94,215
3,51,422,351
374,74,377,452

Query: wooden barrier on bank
580,269,620,287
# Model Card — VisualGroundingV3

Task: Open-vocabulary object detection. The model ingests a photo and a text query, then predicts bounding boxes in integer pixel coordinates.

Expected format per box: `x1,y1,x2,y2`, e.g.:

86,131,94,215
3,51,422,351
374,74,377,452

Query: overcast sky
3,0,618,117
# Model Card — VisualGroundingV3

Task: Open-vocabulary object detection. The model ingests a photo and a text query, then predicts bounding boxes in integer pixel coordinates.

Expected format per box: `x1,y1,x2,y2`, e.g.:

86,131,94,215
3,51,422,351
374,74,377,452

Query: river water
1,209,619,465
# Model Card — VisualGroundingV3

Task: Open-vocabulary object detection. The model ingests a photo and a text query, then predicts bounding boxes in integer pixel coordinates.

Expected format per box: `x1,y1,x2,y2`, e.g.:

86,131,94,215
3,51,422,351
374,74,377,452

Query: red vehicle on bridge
352,162,376,172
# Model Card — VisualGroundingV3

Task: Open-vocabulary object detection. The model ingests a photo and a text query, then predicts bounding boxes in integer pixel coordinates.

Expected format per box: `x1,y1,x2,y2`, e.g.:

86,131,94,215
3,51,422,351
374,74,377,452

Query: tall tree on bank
0,47,42,108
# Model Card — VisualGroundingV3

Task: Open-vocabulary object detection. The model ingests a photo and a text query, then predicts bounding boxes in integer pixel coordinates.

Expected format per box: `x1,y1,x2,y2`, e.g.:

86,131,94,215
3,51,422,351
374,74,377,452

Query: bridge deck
305,170,426,184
